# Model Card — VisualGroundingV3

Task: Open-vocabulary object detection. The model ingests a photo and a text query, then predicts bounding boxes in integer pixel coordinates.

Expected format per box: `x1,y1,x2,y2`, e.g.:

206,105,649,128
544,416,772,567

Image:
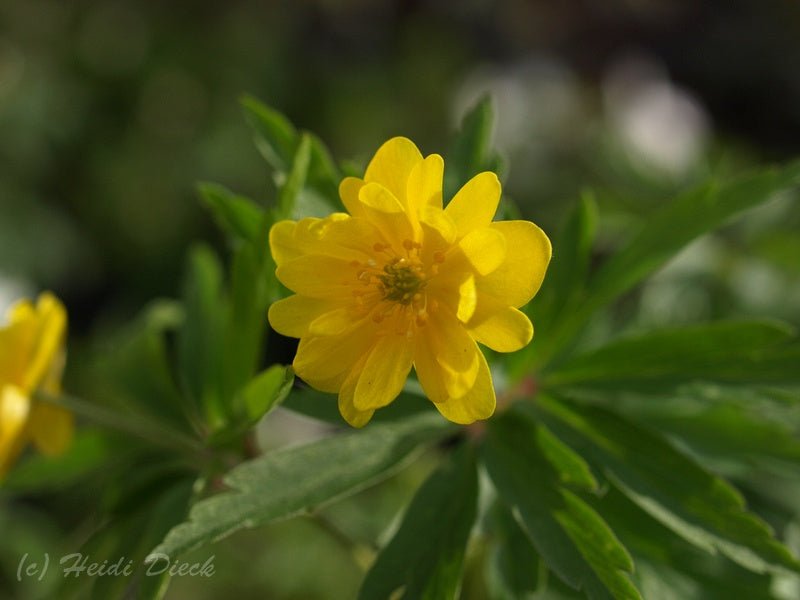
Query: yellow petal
358,182,417,245
270,217,368,267
309,307,356,336
321,215,386,255
339,177,367,219
429,309,479,399
275,255,357,299
413,335,449,404
268,295,337,338
293,322,374,393
29,402,73,456
0,315,35,388
433,348,496,425
456,275,477,323
338,359,374,428
445,172,501,237
0,385,31,478
469,306,533,352
23,293,67,393
364,137,423,207
456,227,507,276
420,205,456,246
406,154,444,213
269,220,302,266
478,220,552,308
353,334,414,410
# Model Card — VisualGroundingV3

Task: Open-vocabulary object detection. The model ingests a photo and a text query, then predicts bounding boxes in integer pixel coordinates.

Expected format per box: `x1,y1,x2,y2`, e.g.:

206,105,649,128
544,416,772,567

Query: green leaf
239,365,294,425
282,386,434,426
240,95,341,208
531,396,800,574
67,476,196,600
546,320,800,390
597,486,776,600
177,245,226,426
358,444,478,600
543,161,800,361
486,504,544,600
528,190,598,337
221,238,271,401
197,182,264,243
482,414,641,600
307,132,342,206
444,94,496,201
241,94,298,173
611,385,800,476
589,162,800,310
279,132,312,219
150,412,453,559
91,300,193,431
3,430,116,492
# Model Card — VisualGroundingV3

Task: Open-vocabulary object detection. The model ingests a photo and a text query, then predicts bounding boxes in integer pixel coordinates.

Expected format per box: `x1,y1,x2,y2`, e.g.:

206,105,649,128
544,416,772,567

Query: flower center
378,259,426,305
349,238,446,336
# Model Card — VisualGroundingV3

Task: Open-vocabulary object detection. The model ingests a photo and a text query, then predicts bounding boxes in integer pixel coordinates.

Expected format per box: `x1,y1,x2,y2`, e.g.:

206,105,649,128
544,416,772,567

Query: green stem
35,391,206,458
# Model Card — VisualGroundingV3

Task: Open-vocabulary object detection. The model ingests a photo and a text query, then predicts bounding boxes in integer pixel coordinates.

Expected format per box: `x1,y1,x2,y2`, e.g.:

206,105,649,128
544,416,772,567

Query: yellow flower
0,292,72,478
268,137,551,426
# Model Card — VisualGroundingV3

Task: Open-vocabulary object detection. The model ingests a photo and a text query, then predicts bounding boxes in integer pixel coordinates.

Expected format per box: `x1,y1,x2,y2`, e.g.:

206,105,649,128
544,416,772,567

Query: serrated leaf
531,396,800,575
597,486,776,600
197,182,263,243
546,320,799,390
445,94,496,201
612,385,800,477
358,444,478,600
150,413,453,559
482,414,641,600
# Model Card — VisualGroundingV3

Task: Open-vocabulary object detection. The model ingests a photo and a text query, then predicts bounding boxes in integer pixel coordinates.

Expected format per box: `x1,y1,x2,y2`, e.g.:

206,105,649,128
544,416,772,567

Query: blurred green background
2,1,800,598
2,0,800,331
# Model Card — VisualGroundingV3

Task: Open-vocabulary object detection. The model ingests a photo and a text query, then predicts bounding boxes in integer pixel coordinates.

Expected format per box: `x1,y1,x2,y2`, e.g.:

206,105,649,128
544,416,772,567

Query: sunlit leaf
150,413,453,559
483,414,641,600
598,487,776,600
531,396,800,575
